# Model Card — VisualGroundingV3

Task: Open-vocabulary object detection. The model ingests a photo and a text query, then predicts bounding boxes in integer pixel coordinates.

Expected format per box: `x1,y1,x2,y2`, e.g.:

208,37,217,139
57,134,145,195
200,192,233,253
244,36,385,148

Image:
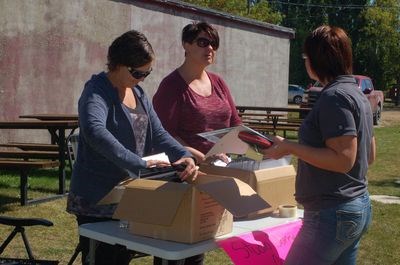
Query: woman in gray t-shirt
262,25,375,265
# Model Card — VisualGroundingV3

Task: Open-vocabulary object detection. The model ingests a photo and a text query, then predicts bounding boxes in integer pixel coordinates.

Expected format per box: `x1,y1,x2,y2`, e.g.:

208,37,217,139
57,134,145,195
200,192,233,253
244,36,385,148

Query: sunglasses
127,67,152,79
194,37,218,50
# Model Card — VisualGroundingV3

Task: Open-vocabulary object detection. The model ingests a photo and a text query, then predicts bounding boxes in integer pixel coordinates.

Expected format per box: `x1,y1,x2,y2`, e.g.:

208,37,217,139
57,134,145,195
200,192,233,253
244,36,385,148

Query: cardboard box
199,164,296,217
99,174,269,243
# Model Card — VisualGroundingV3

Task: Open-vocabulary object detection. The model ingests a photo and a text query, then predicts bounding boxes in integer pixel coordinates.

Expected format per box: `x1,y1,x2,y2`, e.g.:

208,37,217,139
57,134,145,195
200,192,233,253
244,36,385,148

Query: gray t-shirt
297,75,374,210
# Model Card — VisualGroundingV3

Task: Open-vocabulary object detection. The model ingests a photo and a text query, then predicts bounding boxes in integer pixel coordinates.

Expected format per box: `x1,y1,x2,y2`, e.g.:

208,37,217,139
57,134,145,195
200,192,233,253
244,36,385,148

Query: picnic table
19,113,79,121
0,119,79,204
0,160,61,205
239,112,286,134
236,105,311,115
236,106,310,136
19,113,79,144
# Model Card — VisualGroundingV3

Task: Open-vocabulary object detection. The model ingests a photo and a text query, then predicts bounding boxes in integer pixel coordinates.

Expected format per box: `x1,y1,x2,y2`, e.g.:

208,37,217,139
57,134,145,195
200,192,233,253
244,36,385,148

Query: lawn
0,104,399,265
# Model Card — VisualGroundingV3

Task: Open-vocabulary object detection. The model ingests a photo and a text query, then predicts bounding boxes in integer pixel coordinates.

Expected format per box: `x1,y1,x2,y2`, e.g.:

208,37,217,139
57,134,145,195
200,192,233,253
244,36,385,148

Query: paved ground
370,195,400,204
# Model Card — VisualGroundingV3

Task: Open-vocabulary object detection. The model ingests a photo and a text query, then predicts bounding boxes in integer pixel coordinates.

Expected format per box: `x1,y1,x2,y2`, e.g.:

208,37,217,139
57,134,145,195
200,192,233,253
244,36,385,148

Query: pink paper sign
217,220,302,265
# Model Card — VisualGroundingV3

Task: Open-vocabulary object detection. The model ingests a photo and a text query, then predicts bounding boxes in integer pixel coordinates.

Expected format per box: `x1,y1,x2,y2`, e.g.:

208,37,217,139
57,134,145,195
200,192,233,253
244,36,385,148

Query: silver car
288,84,305,104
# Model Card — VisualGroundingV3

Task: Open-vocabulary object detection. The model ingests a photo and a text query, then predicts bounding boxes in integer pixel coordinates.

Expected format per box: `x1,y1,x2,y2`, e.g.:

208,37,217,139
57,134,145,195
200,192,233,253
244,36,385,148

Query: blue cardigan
69,72,191,204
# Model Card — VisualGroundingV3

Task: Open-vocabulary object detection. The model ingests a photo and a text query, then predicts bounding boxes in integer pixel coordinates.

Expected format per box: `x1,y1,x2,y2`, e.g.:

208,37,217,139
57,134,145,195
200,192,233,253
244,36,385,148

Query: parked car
288,84,305,104
300,76,384,125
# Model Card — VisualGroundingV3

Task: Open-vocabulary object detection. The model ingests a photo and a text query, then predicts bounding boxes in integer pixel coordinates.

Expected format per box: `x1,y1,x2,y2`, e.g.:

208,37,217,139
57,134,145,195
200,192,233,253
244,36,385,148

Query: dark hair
107,30,154,71
182,21,219,50
303,25,353,82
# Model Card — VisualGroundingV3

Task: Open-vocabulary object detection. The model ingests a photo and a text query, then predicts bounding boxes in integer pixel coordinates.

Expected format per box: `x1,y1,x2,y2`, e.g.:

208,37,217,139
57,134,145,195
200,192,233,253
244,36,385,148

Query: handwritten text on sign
217,220,302,265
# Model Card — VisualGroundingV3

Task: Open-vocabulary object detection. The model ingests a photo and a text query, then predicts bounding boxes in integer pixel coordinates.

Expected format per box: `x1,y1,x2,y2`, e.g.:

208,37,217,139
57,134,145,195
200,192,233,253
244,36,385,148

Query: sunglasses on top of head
194,37,218,50
127,67,152,79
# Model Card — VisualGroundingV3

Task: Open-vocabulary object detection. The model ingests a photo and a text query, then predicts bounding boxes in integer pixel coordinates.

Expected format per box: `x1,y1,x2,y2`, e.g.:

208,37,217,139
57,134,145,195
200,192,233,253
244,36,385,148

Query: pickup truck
300,75,384,125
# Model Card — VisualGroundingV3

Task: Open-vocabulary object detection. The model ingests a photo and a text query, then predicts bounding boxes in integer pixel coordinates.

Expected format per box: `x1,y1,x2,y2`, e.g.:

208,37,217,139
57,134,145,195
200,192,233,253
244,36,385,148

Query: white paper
142,152,170,163
199,125,273,158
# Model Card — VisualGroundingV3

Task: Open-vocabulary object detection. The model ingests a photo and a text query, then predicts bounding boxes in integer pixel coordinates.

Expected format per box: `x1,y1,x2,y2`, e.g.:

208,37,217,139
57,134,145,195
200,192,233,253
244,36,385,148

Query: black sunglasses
127,67,152,79
194,37,218,50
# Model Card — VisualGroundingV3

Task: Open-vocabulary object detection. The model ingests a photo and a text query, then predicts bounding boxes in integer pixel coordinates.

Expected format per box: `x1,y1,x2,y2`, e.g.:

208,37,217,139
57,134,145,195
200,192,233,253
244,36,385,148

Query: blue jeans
284,193,372,265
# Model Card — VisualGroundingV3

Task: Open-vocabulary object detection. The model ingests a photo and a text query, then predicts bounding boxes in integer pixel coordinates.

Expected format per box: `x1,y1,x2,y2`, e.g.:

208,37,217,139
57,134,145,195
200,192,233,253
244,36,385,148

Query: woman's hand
260,135,290,160
204,153,230,164
212,153,230,163
146,160,171,168
172,157,199,182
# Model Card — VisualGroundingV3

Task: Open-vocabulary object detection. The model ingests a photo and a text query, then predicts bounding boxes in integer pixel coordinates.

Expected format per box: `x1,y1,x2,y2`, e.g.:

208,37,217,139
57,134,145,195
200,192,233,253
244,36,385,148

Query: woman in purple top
153,21,241,163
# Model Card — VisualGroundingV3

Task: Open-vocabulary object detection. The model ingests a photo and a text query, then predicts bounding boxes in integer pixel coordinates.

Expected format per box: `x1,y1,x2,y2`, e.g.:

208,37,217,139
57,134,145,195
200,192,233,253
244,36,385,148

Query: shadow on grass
369,179,400,188
0,194,22,211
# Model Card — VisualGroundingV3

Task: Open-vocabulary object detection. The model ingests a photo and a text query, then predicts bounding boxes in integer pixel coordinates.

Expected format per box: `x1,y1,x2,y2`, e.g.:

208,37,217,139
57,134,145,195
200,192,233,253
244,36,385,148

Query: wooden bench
0,142,59,151
246,124,300,137
276,118,303,124
0,159,60,205
238,108,303,137
0,143,74,170
0,150,60,160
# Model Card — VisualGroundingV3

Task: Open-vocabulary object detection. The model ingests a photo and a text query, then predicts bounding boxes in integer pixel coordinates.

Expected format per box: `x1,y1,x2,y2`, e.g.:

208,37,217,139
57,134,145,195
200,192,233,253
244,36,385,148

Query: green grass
0,106,399,264
368,125,400,196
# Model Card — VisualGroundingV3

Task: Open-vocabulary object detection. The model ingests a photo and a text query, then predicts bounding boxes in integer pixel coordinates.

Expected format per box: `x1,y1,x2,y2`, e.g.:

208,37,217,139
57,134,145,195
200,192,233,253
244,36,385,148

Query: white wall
0,0,294,143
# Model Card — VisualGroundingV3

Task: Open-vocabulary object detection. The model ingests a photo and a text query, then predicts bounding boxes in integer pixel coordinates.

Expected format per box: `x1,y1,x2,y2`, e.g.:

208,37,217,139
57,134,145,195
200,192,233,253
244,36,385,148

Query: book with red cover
238,131,273,149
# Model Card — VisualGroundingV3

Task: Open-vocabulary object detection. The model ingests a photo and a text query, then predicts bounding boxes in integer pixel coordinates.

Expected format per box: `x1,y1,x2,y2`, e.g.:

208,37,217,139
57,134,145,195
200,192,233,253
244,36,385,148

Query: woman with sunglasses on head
66,30,198,265
153,21,241,164
262,25,375,265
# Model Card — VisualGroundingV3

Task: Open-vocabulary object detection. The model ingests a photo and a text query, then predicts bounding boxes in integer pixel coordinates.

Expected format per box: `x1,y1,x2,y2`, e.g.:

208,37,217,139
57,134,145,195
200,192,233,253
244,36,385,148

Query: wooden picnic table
0,120,79,195
0,150,59,159
240,113,286,135
19,113,78,121
19,113,79,144
0,159,61,205
236,105,311,114
236,106,310,136
0,142,59,151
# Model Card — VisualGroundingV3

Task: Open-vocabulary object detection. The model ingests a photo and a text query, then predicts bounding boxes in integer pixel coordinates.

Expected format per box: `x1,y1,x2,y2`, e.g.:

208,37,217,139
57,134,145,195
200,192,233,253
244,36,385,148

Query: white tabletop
79,210,303,260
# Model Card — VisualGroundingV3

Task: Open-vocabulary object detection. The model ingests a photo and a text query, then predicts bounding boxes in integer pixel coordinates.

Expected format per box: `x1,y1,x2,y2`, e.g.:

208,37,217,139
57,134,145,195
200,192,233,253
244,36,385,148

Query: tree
181,0,282,24
181,0,400,90
356,0,400,90
272,0,369,87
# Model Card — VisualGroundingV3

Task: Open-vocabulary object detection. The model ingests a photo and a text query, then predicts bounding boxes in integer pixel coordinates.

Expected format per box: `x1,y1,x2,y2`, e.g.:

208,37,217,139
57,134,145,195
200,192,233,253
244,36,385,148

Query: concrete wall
0,0,294,143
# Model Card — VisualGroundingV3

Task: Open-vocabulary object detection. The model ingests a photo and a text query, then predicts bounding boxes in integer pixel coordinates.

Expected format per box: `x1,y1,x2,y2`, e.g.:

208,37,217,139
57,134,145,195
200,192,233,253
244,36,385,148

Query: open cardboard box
99,174,269,243
199,164,296,218
197,125,296,218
